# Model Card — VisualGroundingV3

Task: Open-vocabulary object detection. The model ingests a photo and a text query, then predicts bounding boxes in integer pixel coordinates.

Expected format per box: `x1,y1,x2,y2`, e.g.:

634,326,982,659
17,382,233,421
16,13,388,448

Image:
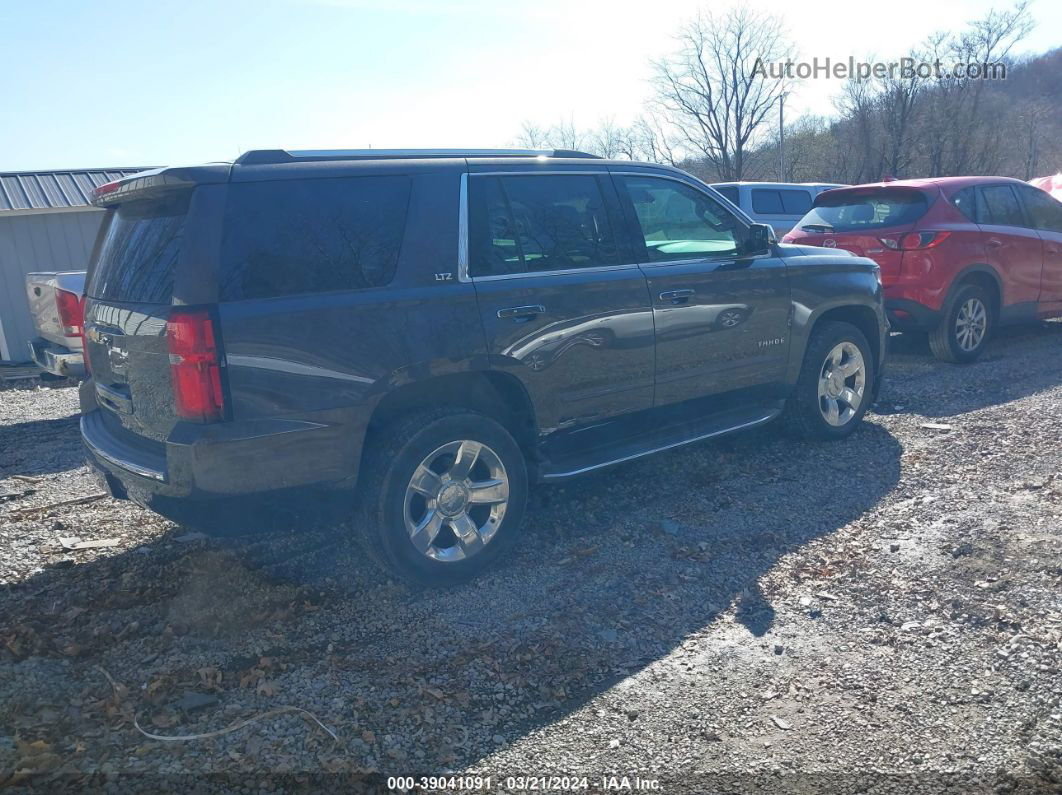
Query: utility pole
778,94,785,181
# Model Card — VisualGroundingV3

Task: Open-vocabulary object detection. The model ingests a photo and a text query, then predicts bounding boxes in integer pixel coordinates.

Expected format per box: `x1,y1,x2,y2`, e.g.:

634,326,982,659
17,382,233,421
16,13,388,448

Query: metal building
0,167,147,363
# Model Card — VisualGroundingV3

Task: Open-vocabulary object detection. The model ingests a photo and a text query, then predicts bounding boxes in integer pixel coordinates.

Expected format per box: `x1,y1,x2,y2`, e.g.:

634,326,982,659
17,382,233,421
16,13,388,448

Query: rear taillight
55,288,84,338
880,231,951,250
166,308,225,422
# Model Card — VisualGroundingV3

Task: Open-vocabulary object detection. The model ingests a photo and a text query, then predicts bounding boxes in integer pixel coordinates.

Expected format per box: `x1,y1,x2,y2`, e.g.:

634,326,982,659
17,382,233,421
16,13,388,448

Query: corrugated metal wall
0,209,105,362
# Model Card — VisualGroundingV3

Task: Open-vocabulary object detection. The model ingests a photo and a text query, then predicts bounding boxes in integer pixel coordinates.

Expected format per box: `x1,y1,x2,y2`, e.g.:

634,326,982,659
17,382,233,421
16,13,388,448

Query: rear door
1015,183,1062,307
84,186,220,442
613,171,791,409
467,171,654,431
976,184,1043,306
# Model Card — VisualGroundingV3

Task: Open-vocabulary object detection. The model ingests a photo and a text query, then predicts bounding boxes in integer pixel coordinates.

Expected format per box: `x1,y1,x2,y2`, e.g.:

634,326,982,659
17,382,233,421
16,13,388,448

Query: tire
928,284,992,363
357,408,528,587
786,321,875,441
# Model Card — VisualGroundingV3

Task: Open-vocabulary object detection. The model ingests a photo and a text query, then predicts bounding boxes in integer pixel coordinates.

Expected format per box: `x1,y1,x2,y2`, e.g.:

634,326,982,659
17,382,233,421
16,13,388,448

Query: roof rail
235,148,601,165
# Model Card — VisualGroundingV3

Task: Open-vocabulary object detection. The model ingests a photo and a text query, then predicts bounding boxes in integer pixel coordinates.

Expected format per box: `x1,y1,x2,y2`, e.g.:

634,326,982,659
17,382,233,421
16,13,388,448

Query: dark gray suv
80,149,887,585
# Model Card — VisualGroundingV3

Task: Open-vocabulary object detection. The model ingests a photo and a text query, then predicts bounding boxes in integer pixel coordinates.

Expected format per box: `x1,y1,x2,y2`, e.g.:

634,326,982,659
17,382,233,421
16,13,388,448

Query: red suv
783,177,1062,362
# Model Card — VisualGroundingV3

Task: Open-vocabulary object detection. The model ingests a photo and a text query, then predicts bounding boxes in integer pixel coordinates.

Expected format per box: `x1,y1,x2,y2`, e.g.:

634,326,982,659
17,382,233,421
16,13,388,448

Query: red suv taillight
55,288,84,338
166,308,226,422
879,231,951,250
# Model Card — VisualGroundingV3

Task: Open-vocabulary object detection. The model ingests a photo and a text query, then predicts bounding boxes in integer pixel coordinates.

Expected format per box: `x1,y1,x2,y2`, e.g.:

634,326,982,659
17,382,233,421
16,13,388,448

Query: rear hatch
783,187,931,284
84,167,227,442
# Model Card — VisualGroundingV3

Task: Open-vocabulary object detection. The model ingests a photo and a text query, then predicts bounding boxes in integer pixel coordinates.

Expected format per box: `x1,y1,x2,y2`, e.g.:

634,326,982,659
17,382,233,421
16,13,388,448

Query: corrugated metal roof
0,168,153,212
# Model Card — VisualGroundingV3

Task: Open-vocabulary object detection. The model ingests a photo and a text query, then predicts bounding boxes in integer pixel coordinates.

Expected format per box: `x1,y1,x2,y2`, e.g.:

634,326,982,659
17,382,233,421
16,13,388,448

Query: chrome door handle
497,305,545,319
659,289,694,304
986,238,1003,248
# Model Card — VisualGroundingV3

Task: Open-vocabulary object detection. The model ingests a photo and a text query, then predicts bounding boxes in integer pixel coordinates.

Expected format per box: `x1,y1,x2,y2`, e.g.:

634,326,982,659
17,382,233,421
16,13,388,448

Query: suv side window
621,175,742,262
781,190,813,214
1016,184,1062,233
219,176,411,301
951,186,980,223
752,189,783,214
714,185,739,205
468,174,620,277
978,185,1026,227
750,189,811,215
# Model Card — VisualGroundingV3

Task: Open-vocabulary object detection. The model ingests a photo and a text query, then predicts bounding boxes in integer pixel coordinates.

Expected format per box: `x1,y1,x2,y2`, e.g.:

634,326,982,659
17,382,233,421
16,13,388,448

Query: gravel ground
1,325,1060,793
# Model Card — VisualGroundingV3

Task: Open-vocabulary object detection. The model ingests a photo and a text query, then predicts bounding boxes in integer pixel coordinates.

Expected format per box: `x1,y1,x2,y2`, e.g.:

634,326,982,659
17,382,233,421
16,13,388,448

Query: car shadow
0,415,82,478
879,320,1062,419
0,418,902,784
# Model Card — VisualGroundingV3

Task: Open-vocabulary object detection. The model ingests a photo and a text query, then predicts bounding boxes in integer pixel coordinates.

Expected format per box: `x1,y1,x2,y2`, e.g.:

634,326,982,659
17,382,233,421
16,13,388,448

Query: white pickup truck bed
25,271,86,378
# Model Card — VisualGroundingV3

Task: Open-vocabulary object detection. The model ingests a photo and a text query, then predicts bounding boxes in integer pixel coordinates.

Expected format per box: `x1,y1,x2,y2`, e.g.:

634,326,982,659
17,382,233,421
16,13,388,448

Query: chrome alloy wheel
817,341,866,427
403,440,510,563
955,297,988,352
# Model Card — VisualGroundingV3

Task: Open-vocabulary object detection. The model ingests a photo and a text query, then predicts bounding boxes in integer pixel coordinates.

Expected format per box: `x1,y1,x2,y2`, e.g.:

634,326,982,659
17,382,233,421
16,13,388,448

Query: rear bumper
29,337,84,379
79,381,359,508
884,298,942,331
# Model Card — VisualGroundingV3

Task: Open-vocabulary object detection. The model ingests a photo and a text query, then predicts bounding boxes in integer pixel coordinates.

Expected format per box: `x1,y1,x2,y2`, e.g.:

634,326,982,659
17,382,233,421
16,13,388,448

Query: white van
712,182,846,236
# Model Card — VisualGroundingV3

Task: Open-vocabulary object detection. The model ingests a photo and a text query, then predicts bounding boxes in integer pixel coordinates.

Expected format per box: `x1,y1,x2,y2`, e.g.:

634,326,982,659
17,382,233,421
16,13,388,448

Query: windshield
798,189,929,233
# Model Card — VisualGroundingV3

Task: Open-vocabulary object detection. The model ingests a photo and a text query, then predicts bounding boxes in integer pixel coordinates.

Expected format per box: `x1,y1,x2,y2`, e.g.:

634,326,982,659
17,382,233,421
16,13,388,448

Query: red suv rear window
798,189,929,233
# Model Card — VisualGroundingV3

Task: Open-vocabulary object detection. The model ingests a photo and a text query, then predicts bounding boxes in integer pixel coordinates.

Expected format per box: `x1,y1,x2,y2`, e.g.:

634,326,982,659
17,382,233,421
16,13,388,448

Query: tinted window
751,188,813,215
751,189,783,214
89,191,190,303
797,189,928,232
622,176,741,262
468,174,619,276
714,186,739,205
978,185,1025,227
1017,185,1062,233
219,176,410,300
951,186,980,223
780,190,813,214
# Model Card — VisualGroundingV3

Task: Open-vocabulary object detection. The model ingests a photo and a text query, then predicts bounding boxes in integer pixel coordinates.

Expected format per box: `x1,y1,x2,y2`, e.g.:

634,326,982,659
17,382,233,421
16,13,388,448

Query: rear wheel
786,321,874,441
929,284,992,363
358,408,528,586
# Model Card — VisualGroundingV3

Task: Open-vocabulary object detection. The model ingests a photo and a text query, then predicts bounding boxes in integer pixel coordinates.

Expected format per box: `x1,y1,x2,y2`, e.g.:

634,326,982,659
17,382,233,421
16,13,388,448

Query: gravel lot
1,325,1060,793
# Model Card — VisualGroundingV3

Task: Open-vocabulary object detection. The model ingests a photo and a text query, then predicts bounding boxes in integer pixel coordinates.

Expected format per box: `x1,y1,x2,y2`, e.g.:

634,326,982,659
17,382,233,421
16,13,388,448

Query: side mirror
740,223,774,257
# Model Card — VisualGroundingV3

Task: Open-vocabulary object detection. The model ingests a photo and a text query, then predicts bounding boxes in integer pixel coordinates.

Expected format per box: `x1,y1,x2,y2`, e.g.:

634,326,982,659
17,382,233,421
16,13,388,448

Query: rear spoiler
92,164,231,207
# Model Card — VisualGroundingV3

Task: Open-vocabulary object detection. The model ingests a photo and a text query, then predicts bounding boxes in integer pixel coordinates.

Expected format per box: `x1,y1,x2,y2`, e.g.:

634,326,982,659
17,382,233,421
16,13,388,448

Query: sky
1,0,1060,171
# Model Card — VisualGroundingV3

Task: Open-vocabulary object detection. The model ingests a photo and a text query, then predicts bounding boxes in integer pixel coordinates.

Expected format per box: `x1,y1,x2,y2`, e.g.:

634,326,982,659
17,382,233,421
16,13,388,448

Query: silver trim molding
541,411,779,480
458,173,469,282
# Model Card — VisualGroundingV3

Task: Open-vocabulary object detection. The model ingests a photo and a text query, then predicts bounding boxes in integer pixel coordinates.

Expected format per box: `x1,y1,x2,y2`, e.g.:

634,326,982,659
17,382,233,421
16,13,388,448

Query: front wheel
786,321,875,441
928,284,992,363
358,409,528,586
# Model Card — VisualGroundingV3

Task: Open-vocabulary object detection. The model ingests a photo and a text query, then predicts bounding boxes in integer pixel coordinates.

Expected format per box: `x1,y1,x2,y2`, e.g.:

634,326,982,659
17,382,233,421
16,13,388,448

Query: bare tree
514,121,550,149
650,7,795,180
591,117,627,159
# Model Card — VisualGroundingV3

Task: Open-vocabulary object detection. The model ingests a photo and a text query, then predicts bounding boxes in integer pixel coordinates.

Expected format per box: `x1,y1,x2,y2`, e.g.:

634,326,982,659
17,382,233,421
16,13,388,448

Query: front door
613,172,791,409
466,171,655,432
1016,183,1062,308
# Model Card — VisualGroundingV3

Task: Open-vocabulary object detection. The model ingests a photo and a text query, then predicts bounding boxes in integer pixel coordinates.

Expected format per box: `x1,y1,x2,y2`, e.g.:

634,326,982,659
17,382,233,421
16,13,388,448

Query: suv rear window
88,191,190,304
798,189,928,232
219,176,411,301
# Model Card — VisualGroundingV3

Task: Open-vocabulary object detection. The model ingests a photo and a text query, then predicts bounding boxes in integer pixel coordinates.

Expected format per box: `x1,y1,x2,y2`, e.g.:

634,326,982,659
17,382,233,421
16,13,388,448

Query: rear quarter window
219,176,411,301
